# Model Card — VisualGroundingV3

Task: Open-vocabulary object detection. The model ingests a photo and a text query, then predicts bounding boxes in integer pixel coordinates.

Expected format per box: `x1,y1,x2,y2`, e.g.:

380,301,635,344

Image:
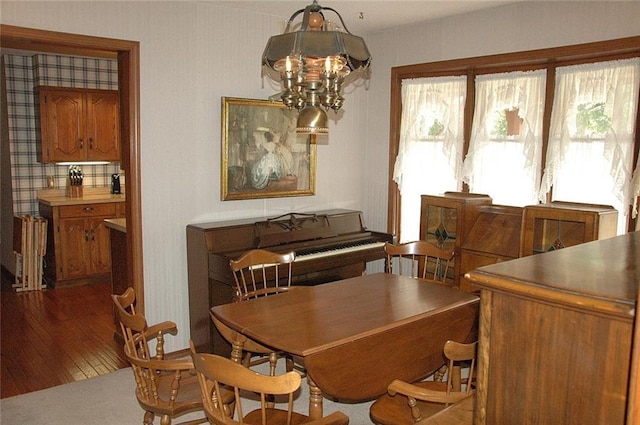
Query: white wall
2,1,639,351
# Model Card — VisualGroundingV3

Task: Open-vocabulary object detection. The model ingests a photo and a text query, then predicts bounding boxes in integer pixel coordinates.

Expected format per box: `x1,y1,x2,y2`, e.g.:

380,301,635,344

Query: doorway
0,24,144,312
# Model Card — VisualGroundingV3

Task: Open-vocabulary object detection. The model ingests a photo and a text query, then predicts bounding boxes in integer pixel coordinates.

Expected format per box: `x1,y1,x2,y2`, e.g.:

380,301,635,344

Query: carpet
0,365,374,424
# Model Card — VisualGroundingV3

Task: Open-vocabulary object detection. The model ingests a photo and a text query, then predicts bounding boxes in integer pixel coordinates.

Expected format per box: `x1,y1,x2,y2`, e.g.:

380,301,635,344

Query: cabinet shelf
35,86,120,163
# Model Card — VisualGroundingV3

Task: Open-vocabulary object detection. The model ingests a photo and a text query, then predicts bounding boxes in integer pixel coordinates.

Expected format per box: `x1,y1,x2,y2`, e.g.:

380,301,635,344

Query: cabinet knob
84,229,89,241
83,207,94,212
79,138,84,149
89,138,93,149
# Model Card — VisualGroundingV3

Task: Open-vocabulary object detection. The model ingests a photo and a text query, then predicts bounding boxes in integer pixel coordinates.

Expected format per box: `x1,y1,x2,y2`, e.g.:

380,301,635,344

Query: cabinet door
87,217,112,275
41,89,85,162
58,218,91,279
85,91,120,161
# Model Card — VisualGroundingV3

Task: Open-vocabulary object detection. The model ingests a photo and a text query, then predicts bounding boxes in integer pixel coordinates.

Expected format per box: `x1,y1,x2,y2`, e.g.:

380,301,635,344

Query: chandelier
262,1,372,134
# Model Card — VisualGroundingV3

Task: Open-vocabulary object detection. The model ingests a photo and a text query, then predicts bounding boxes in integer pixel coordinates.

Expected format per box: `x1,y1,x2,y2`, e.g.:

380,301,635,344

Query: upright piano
186,209,393,354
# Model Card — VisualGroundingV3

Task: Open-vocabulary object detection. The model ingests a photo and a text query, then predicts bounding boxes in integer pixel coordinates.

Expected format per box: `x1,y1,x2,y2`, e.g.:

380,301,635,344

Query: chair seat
370,381,450,425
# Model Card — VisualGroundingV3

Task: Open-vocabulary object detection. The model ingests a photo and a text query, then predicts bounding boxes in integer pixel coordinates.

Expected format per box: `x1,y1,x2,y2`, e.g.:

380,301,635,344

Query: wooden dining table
210,272,479,419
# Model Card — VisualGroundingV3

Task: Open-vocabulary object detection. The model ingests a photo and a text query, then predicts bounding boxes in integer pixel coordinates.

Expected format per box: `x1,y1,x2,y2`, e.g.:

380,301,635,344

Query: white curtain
393,76,466,242
541,58,640,231
462,70,546,206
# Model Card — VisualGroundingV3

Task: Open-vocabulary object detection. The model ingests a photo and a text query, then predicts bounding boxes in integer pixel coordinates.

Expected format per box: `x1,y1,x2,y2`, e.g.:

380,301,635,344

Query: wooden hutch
419,193,618,292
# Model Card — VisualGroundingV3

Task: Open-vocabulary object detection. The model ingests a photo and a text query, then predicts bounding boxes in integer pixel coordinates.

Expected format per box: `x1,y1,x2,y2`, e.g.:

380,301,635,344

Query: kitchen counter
38,187,125,206
105,217,128,335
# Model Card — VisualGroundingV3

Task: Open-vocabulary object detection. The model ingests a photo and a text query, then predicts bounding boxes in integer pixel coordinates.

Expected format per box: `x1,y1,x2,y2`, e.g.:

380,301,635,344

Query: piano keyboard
295,241,386,262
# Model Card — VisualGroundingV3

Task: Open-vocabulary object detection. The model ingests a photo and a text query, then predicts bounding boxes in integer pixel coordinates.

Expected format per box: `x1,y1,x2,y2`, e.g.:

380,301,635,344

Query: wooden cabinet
419,192,493,287
35,86,120,163
519,201,618,256
466,232,638,425
420,196,619,292
460,205,522,292
39,201,126,283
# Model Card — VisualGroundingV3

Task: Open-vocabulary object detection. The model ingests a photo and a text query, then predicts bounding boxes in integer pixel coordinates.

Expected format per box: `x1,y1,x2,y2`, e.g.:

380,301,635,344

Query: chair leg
286,355,294,372
242,351,251,367
434,364,447,382
408,396,423,422
143,411,155,425
269,352,278,376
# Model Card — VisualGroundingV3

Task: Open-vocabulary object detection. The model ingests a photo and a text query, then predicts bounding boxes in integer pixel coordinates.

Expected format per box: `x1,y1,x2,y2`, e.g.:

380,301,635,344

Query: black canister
111,174,121,194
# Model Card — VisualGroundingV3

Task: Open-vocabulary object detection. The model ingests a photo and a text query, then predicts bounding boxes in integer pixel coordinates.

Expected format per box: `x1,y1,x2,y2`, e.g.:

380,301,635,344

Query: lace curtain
541,58,640,226
393,76,466,242
461,70,546,206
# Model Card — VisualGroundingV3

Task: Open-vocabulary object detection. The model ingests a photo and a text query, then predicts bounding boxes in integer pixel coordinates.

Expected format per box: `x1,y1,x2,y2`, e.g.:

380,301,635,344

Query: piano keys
187,209,393,354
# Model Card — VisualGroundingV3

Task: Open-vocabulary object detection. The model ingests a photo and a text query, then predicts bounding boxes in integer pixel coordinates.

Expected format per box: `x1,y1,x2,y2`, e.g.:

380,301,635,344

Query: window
461,70,546,206
393,76,466,242
389,37,640,241
542,59,640,234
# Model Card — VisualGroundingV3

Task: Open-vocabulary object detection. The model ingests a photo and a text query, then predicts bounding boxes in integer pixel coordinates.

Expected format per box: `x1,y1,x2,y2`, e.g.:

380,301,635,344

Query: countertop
38,187,125,206
104,218,126,233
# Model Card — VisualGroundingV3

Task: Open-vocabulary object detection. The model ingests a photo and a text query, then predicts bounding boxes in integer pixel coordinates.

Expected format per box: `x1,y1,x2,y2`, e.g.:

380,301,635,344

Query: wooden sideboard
420,194,618,292
466,231,639,424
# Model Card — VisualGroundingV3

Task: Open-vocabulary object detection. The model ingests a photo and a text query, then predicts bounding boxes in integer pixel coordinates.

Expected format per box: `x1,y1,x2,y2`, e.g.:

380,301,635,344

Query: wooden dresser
466,231,639,424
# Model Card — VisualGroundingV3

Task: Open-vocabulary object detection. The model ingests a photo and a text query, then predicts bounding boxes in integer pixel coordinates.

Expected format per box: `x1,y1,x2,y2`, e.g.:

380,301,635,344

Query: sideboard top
466,231,639,318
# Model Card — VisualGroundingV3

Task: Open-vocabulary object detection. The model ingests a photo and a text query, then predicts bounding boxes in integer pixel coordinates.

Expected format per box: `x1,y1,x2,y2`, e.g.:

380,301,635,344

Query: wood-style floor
0,269,129,399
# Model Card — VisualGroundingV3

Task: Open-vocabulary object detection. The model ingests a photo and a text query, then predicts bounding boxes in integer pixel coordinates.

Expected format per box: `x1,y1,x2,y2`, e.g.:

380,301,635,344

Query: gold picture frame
221,97,316,200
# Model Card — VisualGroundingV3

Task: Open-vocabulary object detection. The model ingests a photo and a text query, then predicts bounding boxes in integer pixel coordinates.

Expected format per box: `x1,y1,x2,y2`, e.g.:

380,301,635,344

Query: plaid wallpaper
4,54,121,216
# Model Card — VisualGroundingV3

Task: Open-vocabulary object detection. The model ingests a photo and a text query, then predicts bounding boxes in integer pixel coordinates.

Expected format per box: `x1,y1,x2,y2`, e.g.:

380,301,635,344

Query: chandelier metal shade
262,1,372,134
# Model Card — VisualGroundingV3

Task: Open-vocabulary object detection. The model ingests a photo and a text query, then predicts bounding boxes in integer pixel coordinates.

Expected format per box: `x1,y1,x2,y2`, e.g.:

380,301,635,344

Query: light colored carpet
0,364,374,424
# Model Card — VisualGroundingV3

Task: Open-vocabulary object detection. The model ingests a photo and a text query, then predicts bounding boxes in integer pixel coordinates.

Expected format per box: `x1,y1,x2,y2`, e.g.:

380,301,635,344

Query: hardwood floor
0,269,129,399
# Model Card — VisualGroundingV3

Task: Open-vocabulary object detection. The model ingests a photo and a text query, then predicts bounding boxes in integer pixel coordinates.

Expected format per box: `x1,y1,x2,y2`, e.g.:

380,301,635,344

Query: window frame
388,36,640,239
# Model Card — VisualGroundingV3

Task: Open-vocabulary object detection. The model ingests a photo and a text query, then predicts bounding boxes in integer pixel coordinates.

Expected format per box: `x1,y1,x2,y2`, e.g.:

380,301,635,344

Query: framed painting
221,97,316,200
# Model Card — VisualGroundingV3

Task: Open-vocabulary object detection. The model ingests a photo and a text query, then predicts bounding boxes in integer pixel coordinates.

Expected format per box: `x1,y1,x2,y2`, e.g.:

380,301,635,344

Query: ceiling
213,0,518,34
1,1,517,56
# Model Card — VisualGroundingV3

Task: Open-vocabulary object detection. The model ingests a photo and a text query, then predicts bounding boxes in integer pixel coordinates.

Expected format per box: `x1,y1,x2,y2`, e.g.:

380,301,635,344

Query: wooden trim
388,36,640,238
1,24,144,313
386,68,402,236
392,36,640,77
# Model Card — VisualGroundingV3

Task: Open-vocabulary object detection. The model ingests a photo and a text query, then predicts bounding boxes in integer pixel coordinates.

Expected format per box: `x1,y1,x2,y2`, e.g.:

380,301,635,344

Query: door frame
1,24,145,313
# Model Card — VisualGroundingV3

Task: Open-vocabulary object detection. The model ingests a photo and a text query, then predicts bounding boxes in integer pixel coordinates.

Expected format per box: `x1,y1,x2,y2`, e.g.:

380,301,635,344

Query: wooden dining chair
113,288,233,425
190,345,350,425
369,340,477,425
230,249,296,301
228,249,301,376
384,241,456,282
